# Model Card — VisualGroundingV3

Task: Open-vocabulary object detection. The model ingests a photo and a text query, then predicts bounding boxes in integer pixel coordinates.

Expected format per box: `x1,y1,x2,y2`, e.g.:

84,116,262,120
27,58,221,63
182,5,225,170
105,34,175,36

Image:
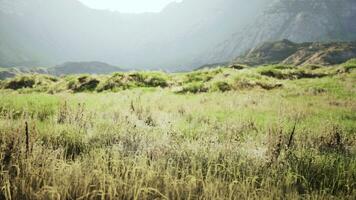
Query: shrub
5,76,36,89
229,64,247,70
260,69,286,79
183,68,223,83
233,74,283,90
259,68,328,80
139,72,170,87
68,76,100,92
97,72,169,92
256,81,283,90
97,73,128,92
2,75,59,92
339,58,356,73
233,77,256,89
178,82,208,94
127,72,169,87
211,81,231,92
144,75,169,87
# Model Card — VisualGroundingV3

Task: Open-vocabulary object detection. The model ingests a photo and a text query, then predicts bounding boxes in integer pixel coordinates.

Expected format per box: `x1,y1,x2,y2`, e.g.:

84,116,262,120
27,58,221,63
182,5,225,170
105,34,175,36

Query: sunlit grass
0,63,355,199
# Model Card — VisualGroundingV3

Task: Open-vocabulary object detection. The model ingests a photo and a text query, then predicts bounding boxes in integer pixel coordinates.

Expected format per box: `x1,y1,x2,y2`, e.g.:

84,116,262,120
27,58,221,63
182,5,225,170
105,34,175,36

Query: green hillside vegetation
0,60,355,199
0,61,354,94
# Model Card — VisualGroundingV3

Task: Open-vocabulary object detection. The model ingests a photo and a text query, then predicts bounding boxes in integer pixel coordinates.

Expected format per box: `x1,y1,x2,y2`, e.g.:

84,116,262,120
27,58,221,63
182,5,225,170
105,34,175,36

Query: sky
77,0,182,13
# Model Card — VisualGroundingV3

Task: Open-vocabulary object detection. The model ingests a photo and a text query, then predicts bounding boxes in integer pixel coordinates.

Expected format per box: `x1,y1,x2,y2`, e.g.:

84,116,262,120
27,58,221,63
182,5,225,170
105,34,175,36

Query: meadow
0,62,355,199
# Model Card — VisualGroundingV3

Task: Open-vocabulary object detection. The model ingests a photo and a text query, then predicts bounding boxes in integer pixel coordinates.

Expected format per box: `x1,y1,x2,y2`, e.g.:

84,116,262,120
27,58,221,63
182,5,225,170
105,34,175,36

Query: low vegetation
0,61,355,199
1,61,353,94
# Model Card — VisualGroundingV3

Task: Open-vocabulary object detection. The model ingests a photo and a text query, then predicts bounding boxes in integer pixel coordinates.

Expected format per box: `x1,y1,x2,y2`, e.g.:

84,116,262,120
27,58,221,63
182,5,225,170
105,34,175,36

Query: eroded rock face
283,44,356,66
203,0,356,66
232,40,356,66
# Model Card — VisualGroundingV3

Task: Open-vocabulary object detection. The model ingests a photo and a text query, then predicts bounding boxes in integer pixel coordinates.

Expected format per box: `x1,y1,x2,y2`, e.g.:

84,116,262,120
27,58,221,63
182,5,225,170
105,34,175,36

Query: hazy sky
78,0,181,13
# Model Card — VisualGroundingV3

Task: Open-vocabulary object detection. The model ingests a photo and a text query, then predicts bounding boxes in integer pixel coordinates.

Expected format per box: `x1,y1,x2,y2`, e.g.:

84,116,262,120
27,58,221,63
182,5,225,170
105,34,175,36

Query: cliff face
202,0,356,66
232,40,356,66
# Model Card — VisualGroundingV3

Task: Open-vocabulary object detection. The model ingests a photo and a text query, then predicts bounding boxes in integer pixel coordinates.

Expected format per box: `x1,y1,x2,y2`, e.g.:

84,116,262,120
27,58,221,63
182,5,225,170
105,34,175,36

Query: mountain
0,68,18,80
0,0,355,70
203,0,356,65
232,40,356,66
0,0,268,70
0,61,124,80
0,67,48,80
49,61,124,76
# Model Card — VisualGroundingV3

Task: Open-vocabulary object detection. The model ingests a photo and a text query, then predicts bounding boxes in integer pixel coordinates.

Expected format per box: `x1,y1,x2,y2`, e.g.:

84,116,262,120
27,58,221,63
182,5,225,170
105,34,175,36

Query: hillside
0,61,124,80
1,59,355,93
49,61,124,76
1,0,355,70
233,40,356,66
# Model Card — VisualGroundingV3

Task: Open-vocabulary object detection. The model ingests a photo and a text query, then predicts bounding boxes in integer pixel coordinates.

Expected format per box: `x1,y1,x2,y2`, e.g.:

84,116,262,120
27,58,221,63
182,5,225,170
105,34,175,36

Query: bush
144,75,168,87
260,69,286,79
2,75,59,92
178,82,208,94
229,64,247,70
211,81,231,92
97,72,169,92
259,68,328,80
183,68,223,83
68,76,100,92
233,74,283,90
97,73,128,92
339,58,356,73
5,76,36,89
141,72,169,87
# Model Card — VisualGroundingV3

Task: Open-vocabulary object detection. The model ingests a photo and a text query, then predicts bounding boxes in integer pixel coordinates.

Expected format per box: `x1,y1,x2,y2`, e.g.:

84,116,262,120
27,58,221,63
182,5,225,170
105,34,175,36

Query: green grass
341,58,356,72
0,63,355,199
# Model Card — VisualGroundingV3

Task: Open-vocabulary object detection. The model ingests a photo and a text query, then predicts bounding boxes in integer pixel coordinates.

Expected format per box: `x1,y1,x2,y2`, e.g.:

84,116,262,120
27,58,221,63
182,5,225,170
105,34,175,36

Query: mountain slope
0,0,269,70
203,0,356,66
233,40,356,66
49,61,124,76
0,61,124,80
0,0,355,70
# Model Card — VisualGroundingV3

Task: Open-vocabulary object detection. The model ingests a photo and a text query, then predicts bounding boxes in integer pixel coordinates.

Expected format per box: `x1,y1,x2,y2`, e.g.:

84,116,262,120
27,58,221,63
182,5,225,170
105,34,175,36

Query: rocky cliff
232,39,356,66
202,0,356,66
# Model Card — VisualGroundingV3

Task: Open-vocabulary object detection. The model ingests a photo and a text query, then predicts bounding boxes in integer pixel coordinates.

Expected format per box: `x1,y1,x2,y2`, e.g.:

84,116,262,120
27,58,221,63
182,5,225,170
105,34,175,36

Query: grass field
0,62,355,199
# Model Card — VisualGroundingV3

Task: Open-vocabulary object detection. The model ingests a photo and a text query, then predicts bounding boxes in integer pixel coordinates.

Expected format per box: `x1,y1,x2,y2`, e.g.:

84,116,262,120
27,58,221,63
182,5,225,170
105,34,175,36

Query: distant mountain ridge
0,0,355,70
50,61,124,76
0,61,124,80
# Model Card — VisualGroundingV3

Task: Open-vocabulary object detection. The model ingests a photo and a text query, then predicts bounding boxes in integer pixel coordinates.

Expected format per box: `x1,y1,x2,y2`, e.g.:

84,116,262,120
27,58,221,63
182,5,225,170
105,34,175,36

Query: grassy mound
97,72,170,92
339,58,356,73
1,75,59,92
0,61,354,95
67,75,101,92
258,65,331,80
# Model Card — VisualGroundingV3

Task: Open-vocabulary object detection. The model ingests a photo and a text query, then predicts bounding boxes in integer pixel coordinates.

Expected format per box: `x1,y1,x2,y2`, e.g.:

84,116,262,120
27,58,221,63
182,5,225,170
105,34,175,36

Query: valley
0,0,355,199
